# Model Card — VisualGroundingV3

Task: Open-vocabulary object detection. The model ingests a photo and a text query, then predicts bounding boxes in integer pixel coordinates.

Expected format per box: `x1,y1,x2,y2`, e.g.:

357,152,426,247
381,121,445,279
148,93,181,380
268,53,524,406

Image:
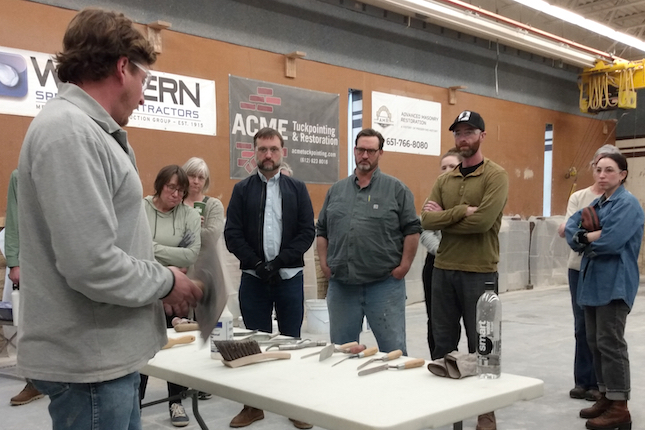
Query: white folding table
141,331,543,430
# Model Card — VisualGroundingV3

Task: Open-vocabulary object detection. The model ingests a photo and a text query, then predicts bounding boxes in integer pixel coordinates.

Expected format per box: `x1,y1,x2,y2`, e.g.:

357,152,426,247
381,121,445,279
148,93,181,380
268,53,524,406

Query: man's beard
258,159,281,172
457,139,480,158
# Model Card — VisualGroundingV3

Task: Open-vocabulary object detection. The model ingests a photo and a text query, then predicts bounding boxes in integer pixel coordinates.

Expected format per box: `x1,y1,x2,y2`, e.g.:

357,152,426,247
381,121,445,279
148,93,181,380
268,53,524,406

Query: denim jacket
565,185,644,309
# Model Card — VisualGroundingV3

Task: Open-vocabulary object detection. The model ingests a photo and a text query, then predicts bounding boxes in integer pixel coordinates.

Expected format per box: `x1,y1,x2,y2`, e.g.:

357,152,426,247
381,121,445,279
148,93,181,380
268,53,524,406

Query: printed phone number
299,157,329,165
385,138,428,149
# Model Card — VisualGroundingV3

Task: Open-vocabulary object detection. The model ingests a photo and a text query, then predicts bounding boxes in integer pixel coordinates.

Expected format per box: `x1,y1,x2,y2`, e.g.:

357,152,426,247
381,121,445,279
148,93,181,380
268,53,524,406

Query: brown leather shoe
230,405,264,428
580,394,612,419
476,411,496,430
10,382,44,406
585,400,631,430
289,418,313,429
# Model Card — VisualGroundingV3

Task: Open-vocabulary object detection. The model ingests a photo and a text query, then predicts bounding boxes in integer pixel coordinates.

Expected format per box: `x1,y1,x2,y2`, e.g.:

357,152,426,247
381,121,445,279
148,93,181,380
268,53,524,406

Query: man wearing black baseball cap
422,110,508,430
448,110,486,132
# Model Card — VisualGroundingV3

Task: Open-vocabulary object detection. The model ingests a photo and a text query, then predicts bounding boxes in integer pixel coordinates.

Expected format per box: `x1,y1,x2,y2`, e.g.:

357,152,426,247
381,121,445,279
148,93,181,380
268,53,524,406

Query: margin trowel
301,341,360,361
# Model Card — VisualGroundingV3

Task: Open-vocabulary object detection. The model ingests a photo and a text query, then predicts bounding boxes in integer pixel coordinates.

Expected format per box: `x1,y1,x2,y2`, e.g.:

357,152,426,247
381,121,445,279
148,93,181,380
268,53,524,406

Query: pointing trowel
358,358,425,376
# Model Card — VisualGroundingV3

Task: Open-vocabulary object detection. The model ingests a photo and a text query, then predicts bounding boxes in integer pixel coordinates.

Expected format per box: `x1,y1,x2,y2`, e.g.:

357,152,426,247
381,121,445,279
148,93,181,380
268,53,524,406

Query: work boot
570,386,587,399
580,394,612,419
230,405,264,428
289,418,313,429
476,411,496,430
586,389,602,402
10,382,44,406
585,400,631,430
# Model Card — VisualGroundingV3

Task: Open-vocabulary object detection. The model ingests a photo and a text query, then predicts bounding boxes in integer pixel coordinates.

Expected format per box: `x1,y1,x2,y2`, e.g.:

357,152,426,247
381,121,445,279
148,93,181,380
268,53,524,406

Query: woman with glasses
181,157,224,403
142,164,201,427
182,157,224,243
565,153,644,430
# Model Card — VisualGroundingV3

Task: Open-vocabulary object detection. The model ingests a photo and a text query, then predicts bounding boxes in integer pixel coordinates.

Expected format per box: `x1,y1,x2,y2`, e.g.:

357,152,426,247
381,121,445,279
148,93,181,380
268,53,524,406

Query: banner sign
229,76,339,183
131,70,216,136
371,91,441,156
0,46,216,136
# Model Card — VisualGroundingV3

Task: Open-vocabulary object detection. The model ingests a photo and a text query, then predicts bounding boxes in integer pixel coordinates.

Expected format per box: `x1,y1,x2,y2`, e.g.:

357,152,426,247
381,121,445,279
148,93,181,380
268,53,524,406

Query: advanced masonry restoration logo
374,105,394,128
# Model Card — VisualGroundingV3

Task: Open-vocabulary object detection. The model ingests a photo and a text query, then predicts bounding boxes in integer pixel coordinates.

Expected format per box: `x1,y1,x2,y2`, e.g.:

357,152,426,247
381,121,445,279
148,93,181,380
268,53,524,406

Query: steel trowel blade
318,344,336,361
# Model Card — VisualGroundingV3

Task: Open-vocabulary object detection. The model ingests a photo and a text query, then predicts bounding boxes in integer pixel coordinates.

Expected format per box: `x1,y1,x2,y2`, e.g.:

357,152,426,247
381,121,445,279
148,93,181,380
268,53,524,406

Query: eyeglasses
257,147,282,154
594,166,624,175
131,61,152,89
453,129,480,138
354,147,379,156
164,183,185,194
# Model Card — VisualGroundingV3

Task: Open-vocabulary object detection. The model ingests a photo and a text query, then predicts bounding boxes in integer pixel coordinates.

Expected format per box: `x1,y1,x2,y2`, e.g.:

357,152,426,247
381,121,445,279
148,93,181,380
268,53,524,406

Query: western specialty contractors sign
372,91,441,156
0,46,216,136
229,76,339,183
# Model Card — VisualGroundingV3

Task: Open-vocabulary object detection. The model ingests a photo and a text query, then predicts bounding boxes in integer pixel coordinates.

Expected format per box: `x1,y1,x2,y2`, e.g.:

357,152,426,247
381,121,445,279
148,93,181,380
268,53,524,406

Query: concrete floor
1,284,644,430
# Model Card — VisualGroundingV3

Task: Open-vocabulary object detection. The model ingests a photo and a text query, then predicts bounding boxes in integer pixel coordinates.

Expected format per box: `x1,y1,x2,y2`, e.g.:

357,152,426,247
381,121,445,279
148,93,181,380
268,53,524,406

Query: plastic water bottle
11,285,19,327
210,305,233,359
476,283,501,378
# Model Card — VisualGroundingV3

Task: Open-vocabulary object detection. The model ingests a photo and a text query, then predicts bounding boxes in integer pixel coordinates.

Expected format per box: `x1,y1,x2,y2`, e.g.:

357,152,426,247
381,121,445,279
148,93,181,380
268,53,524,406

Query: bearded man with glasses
225,127,315,430
316,128,421,356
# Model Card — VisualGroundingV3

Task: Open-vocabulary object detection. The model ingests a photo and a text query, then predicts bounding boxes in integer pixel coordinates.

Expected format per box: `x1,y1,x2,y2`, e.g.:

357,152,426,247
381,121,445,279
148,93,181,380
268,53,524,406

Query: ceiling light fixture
363,0,605,67
513,0,645,54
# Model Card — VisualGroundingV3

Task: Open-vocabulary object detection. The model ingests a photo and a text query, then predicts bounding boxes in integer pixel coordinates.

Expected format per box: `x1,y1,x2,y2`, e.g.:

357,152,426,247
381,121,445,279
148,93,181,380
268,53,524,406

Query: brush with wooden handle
162,335,196,349
215,339,291,368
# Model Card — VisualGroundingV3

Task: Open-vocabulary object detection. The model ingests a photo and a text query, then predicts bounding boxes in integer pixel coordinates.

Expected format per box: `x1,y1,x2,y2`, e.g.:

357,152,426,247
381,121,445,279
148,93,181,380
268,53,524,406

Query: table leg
453,421,463,430
190,390,209,430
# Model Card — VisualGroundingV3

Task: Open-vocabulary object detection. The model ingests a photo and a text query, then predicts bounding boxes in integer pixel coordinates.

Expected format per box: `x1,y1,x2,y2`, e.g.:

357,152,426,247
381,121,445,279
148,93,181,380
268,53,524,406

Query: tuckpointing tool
301,342,363,361
358,358,426,376
357,349,403,370
331,346,378,367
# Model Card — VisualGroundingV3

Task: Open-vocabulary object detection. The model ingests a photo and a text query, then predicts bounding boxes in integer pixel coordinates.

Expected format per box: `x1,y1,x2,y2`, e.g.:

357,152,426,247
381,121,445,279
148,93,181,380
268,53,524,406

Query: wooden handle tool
174,323,199,332
357,349,403,370
331,346,378,367
223,351,291,368
162,335,196,349
358,358,426,376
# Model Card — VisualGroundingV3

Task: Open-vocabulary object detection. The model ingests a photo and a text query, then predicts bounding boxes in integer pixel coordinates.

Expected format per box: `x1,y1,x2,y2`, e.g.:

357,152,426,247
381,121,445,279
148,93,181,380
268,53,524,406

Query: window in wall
543,123,553,217
348,89,363,177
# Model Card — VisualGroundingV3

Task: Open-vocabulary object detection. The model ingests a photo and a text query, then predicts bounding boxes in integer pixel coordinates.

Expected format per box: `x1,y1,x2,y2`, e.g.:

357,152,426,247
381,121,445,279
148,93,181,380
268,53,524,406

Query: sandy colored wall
0,0,613,219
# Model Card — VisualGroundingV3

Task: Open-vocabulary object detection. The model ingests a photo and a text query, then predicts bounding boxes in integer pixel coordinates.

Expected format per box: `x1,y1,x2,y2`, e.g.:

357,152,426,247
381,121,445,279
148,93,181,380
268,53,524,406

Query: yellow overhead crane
579,59,645,113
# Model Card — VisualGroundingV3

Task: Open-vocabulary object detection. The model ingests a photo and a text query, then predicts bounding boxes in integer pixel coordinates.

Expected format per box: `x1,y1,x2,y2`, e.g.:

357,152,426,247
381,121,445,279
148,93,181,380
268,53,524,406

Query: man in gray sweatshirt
16,8,202,430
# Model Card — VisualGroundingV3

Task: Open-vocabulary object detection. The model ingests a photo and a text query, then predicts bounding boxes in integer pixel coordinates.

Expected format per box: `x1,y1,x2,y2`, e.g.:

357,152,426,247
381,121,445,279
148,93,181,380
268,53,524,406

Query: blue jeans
31,372,141,430
327,276,407,355
585,300,631,400
568,269,598,390
239,272,304,337
431,269,497,360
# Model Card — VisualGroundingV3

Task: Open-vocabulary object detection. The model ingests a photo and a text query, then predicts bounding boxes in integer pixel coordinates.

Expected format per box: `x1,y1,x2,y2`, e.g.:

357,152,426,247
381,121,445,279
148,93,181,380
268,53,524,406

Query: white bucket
305,299,329,334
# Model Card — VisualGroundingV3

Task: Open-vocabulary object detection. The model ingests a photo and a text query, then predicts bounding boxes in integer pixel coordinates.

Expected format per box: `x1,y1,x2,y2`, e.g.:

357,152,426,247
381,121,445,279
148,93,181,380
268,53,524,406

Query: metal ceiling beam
573,0,645,15
610,10,645,23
